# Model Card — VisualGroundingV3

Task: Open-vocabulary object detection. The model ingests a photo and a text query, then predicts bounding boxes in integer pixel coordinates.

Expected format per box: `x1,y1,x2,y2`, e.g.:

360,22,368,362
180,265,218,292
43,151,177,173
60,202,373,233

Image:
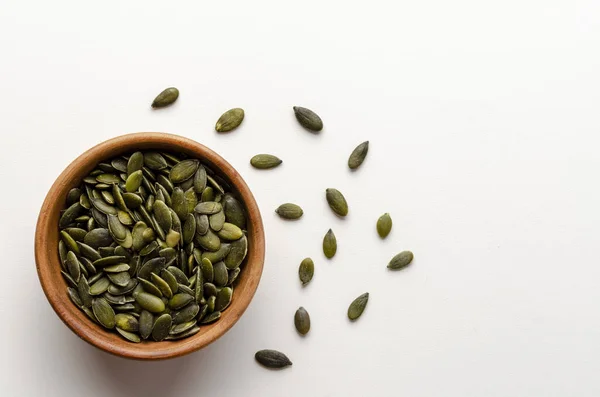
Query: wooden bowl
35,132,265,360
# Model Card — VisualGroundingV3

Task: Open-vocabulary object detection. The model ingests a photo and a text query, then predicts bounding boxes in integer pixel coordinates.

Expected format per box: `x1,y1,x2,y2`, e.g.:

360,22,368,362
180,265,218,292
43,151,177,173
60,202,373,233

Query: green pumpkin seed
117,210,134,226
377,213,392,238
144,152,168,170
255,349,292,369
103,263,130,273
195,266,204,303
111,158,128,173
96,173,121,184
194,202,222,215
196,229,221,251
171,188,188,220
107,278,138,296
224,236,246,269
65,251,81,282
172,303,199,324
92,298,116,329
325,188,348,217
135,292,166,313
61,231,80,254
116,327,141,343
203,283,218,299
67,287,83,307
165,325,200,340
115,313,139,332
138,257,167,280
93,255,127,268
348,292,369,320
209,210,226,232
214,287,232,312
107,214,127,240
76,242,101,262
299,258,314,285
59,203,82,229
125,170,143,192
165,230,180,248
138,277,163,297
66,188,82,206
90,197,118,216
151,200,171,233
83,228,113,249
195,213,209,236
103,292,128,305
170,159,199,184
201,258,214,283
227,267,241,286
201,186,214,202
152,313,173,341
323,229,337,259
275,203,303,219
250,154,283,169
66,227,87,242
213,261,228,287
167,266,189,285
127,152,144,176
77,276,93,308
294,307,310,335
182,214,196,244
169,320,197,335
152,87,179,108
61,270,78,288
139,310,153,339
201,311,221,324
107,272,131,287
388,251,414,270
348,141,369,169
79,194,91,210
178,284,194,296
151,272,173,298
122,192,142,208
215,108,244,132
193,165,207,193
131,221,147,251
169,293,194,310
89,277,111,295
222,193,246,229
216,222,242,241
293,106,323,132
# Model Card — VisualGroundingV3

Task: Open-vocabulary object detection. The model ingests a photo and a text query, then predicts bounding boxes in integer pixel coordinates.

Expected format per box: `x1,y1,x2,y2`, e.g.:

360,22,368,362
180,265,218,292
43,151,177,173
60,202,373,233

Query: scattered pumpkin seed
255,349,293,369
293,106,323,132
388,251,414,270
377,213,392,238
294,307,310,335
215,108,244,132
151,87,179,108
323,229,337,259
299,258,314,285
348,292,369,320
325,188,348,217
250,154,282,169
348,141,369,169
275,203,303,219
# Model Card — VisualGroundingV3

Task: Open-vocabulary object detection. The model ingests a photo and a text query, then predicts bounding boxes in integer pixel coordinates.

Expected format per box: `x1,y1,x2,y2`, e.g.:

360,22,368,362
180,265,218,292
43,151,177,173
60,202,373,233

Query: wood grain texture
35,132,265,360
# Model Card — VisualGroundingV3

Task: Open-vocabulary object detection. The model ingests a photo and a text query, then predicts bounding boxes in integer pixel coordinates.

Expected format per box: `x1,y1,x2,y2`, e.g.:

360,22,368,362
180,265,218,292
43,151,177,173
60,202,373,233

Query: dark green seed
201,258,214,283
134,292,166,313
170,160,199,184
77,276,93,308
76,242,102,262
299,258,314,285
255,349,292,369
116,328,141,343
67,287,83,307
294,307,310,335
65,251,81,282
201,186,214,202
115,313,139,332
214,287,232,312
348,141,369,169
200,311,221,324
93,255,127,268
122,192,143,208
172,303,200,324
194,201,222,215
388,251,414,270
83,228,113,249
160,269,179,295
293,106,323,132
92,298,116,329
377,213,392,238
138,277,163,298
66,228,87,242
152,313,173,341
222,193,246,229
151,272,173,299
348,292,369,320
169,293,194,310
61,231,80,254
165,325,200,340
275,203,303,220
203,283,218,298
90,197,118,215
224,236,246,269
325,188,348,217
59,203,82,229
107,272,131,287
153,200,172,232
139,310,153,339
151,87,179,108
89,277,111,296
193,166,207,193
66,188,82,206
213,261,228,287
250,154,282,169
215,108,244,132
144,152,168,170
323,229,337,259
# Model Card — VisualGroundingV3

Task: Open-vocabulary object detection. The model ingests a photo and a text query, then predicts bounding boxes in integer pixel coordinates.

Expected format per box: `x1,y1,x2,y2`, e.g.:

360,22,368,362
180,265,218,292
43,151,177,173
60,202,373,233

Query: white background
1,0,599,396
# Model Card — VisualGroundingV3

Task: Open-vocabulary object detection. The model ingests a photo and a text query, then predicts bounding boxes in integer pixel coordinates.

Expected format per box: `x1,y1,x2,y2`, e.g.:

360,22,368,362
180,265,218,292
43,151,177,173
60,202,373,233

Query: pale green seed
194,201,222,215
196,229,221,251
92,298,116,329
217,223,243,241
209,210,225,231
107,271,131,287
125,170,143,192
165,230,180,248
299,258,314,285
193,165,207,193
201,186,214,202
151,272,173,299
134,292,166,313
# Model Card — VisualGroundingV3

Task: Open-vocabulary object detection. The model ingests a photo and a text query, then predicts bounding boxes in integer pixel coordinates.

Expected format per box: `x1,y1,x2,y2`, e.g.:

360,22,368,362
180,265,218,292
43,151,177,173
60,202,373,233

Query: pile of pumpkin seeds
58,150,248,342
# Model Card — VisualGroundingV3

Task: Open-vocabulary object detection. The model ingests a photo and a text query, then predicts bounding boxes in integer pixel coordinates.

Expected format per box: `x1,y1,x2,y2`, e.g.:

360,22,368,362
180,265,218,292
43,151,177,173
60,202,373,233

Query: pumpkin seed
172,303,200,324
153,200,172,232
65,251,81,282
59,203,82,229
79,194,91,210
201,186,214,202
224,236,246,269
66,227,87,242
195,213,209,236
348,141,369,169
293,106,323,132
116,327,141,343
104,292,128,305
66,188,82,206
125,170,143,192
76,242,101,262
115,313,139,332
203,283,218,298
111,158,128,173
217,223,243,241
151,87,179,108
77,276,93,308
107,272,131,287
215,108,244,132
377,213,392,238
275,203,303,219
135,292,166,313
127,152,144,176
255,350,292,369
165,325,200,340
92,298,116,329
325,188,348,217
222,193,246,229
195,266,204,304
193,165,207,193
182,214,196,244
151,272,173,298
348,292,369,320
122,192,143,208
294,307,310,335
194,202,222,215
388,251,414,270
83,228,113,249
144,152,168,170
170,160,199,184
61,231,80,254
103,263,130,273
152,313,173,341
138,277,163,297
67,287,83,307
227,267,241,286
167,266,189,285
96,173,120,184
107,278,138,296
299,258,314,285
165,230,180,248
139,310,153,339
250,154,282,169
178,284,194,296
209,210,225,231
169,293,194,310
214,287,232,311
170,188,187,221
160,269,179,295
196,229,221,251
201,310,220,324
138,257,167,280
201,258,214,283
213,261,228,287
89,277,111,295
169,320,197,335
323,229,337,259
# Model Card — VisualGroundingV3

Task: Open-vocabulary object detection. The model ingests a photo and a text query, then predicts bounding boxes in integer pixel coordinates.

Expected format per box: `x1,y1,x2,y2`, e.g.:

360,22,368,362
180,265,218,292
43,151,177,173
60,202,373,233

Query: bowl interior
35,133,265,360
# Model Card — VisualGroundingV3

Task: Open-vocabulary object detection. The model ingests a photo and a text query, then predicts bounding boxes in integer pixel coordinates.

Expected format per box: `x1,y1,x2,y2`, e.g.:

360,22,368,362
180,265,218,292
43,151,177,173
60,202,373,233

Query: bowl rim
35,132,265,360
